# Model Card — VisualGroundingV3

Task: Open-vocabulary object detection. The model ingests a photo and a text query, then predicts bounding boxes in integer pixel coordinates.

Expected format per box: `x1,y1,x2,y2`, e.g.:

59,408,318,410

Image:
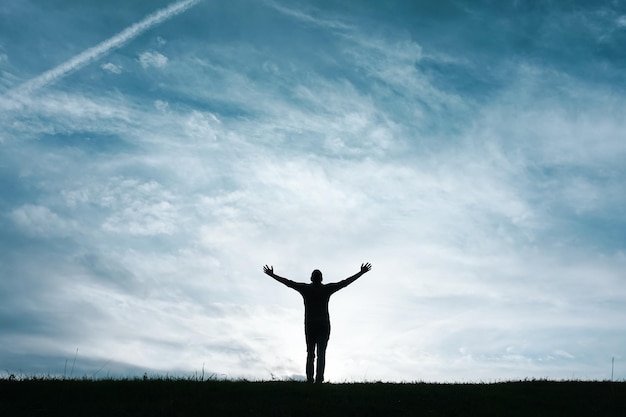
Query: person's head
310,269,323,284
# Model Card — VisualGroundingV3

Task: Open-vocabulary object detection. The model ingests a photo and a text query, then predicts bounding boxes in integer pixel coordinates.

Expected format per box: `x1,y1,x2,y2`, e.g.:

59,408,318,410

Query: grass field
1,377,625,416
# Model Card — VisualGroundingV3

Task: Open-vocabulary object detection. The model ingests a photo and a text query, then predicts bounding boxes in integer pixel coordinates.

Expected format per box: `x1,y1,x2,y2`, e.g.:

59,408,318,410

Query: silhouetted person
263,262,372,383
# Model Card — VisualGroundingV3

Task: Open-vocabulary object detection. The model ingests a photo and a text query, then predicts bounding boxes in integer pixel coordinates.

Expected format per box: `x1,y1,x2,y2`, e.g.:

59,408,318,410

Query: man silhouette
263,262,372,383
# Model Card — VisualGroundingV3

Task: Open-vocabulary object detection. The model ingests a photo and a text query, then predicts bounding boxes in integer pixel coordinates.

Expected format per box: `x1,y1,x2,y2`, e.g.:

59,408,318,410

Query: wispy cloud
1,0,625,382
101,62,122,74
264,0,352,31
138,51,169,69
3,0,200,100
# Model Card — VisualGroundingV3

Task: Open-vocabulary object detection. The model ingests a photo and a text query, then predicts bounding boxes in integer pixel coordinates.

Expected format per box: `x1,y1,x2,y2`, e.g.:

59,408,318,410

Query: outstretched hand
263,265,274,277
360,262,372,274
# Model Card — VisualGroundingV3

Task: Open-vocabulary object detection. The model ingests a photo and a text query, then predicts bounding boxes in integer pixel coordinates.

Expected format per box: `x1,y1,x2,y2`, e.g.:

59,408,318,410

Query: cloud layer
0,0,625,382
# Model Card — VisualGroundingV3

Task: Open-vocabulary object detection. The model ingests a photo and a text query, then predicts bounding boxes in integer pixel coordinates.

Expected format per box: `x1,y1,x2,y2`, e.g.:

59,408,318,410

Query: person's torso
297,284,333,323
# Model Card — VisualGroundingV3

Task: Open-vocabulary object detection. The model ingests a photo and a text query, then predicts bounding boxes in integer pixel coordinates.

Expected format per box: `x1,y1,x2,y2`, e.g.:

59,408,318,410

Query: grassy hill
1,378,625,416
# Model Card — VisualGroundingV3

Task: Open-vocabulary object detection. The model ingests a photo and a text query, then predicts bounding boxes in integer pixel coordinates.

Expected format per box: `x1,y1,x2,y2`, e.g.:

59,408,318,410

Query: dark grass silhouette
2,377,625,417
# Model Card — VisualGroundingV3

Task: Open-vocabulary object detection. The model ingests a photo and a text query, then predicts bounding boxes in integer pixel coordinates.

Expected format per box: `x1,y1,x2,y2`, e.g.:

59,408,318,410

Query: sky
0,0,625,382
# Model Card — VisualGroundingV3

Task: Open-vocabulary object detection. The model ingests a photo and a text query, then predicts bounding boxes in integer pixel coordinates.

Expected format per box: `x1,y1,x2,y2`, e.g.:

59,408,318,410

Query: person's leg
315,322,331,383
304,325,315,383
315,340,327,383
306,347,315,383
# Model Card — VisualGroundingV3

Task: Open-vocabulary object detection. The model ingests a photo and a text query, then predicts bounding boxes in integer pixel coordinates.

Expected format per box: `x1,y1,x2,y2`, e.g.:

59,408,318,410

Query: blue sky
1,0,625,382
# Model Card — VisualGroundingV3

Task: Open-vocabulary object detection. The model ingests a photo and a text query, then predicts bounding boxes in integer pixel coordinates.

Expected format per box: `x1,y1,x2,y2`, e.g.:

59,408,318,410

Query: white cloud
101,62,122,74
155,100,169,112
10,204,76,237
185,110,221,141
77,177,180,236
138,51,169,69
3,0,199,99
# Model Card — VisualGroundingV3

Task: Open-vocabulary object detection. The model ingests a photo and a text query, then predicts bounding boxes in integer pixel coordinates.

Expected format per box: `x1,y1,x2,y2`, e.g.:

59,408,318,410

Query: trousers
304,320,330,383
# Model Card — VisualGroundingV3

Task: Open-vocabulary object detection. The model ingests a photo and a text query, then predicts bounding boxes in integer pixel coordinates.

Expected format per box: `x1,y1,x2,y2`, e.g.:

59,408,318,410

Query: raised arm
263,265,298,289
330,262,372,292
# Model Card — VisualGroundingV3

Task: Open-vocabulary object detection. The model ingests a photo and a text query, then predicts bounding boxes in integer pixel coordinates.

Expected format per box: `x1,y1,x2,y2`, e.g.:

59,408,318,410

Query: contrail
5,0,200,99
